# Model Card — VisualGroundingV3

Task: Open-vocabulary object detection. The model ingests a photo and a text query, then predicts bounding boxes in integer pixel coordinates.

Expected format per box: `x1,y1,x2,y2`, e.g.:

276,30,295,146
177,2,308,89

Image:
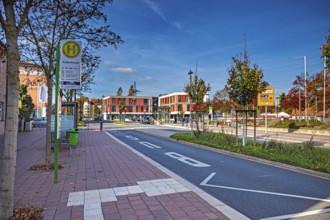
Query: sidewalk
1,129,231,220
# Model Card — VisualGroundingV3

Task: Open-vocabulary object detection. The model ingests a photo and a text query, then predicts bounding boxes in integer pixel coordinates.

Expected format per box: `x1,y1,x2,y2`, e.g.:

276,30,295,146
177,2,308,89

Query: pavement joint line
107,132,250,220
67,178,191,220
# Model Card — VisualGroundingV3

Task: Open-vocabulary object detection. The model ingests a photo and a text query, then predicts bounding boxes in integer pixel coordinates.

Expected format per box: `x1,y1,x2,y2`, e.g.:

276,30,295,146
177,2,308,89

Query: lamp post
188,69,193,132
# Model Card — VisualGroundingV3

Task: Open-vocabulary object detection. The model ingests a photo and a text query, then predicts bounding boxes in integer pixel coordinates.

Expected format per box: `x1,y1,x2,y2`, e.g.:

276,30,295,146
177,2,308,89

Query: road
108,127,330,220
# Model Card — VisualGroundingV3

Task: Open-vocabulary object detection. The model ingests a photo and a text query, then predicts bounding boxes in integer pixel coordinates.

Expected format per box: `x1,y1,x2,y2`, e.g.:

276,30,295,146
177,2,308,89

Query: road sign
60,40,82,89
258,86,274,106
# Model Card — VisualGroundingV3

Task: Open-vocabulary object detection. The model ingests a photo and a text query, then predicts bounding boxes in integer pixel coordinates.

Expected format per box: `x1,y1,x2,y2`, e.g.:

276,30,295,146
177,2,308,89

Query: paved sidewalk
0,129,231,220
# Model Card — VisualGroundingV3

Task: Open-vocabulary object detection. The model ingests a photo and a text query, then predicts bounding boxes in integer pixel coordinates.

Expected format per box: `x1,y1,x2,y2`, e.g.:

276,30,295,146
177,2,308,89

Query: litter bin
69,128,79,146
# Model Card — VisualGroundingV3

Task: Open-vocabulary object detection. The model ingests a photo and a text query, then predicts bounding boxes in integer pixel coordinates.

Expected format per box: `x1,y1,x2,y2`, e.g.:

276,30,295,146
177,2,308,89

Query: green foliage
321,32,330,67
225,53,268,107
128,84,135,96
184,73,211,107
114,121,127,125
269,119,323,129
77,121,86,126
170,132,330,173
19,85,34,122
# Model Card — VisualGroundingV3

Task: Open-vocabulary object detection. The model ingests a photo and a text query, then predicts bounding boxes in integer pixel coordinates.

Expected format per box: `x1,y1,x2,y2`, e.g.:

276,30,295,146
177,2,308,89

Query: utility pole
304,56,308,124
324,57,327,122
188,69,193,133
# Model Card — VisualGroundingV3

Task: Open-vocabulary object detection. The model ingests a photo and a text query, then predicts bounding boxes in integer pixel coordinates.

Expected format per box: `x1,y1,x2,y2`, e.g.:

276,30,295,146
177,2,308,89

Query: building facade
158,92,191,123
102,96,155,120
19,62,47,118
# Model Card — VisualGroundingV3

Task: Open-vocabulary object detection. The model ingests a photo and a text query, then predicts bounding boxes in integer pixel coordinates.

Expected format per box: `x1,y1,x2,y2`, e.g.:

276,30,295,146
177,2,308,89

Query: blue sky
87,0,330,99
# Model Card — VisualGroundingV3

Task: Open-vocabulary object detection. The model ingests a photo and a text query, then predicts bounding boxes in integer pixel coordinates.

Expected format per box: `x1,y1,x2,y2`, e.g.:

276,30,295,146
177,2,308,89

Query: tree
19,84,34,128
321,32,330,67
0,1,35,218
225,53,268,108
184,73,211,135
19,0,123,165
282,87,302,114
117,87,123,96
128,84,135,96
212,88,237,114
118,99,125,120
76,96,89,121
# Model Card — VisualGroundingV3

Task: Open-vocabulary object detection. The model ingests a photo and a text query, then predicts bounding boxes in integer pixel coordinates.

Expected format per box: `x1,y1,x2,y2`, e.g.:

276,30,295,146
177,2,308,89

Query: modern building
102,96,155,120
0,41,6,135
158,92,191,123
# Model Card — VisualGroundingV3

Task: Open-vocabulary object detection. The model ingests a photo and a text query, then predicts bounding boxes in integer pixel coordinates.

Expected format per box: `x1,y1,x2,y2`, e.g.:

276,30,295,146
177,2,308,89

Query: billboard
258,86,274,106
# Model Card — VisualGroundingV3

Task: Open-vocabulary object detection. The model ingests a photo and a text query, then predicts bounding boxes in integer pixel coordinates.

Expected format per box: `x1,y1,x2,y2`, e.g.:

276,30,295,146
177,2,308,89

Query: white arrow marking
165,152,211,167
200,172,330,203
139,141,161,149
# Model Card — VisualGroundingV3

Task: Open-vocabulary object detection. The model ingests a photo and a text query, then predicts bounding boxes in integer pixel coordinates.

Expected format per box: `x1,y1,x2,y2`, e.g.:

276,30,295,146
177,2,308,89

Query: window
178,104,182,111
136,106,138,112
112,106,116,112
144,99,148,105
129,106,133,112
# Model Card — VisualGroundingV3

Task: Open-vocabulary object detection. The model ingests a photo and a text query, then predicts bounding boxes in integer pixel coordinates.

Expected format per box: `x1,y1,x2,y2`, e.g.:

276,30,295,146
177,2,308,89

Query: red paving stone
0,128,230,219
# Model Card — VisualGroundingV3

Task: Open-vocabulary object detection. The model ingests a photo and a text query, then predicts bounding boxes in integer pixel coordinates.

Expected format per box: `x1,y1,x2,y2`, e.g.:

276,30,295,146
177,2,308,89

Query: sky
87,0,330,99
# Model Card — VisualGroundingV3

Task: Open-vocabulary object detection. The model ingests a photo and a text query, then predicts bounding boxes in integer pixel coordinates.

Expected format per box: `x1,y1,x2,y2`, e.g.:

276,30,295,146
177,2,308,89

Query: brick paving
0,128,229,220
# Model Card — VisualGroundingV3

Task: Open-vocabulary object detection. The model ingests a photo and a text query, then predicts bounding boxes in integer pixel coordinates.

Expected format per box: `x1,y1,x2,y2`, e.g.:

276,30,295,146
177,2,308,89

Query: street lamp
188,69,193,132
324,57,327,122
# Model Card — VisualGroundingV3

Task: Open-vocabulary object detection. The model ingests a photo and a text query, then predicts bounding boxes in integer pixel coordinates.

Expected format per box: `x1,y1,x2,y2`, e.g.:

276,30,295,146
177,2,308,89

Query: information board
60,40,82,89
258,86,274,106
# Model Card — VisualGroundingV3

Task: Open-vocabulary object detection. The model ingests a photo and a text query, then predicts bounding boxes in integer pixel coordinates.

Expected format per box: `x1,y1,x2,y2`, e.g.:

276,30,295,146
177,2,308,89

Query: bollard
100,121,103,131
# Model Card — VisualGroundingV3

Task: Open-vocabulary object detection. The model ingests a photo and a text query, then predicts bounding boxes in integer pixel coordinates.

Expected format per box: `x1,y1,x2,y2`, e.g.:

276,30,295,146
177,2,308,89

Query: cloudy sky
87,0,330,99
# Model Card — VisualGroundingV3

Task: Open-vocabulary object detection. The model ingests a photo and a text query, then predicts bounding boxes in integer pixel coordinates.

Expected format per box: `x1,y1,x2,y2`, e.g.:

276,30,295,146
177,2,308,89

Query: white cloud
104,60,114,66
112,67,137,73
140,76,156,81
143,0,166,21
173,21,182,29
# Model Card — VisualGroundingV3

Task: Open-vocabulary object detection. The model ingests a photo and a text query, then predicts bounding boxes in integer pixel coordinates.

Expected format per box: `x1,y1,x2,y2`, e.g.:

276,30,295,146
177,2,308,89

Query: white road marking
201,172,330,203
67,178,191,220
260,208,330,220
165,152,211,167
125,135,139,140
139,141,162,149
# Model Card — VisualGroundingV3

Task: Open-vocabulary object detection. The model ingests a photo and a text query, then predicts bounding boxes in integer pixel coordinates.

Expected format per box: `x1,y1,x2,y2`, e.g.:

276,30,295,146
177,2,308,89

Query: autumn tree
212,88,237,114
0,1,36,218
282,87,303,114
19,0,123,164
184,72,211,135
76,96,89,121
117,87,123,96
128,84,135,96
118,99,125,120
321,32,330,67
225,52,268,108
19,84,34,129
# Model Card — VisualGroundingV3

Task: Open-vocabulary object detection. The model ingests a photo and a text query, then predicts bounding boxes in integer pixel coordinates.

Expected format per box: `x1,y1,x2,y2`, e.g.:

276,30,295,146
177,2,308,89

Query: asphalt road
109,128,330,220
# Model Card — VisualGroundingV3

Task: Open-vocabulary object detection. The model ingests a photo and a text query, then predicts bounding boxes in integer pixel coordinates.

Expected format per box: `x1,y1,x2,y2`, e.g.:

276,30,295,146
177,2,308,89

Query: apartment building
158,92,191,123
102,96,155,120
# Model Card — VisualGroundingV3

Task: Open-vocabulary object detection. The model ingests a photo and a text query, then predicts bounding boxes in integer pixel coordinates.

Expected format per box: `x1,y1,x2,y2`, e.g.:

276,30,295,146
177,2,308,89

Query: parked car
141,116,152,124
32,117,47,127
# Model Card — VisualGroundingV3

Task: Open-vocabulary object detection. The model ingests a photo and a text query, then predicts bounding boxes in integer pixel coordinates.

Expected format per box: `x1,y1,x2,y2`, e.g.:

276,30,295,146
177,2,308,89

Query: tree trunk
0,35,20,219
45,77,53,165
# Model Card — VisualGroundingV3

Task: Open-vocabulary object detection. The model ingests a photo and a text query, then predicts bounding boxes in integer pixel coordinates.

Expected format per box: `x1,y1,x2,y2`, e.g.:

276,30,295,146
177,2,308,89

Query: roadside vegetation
170,132,330,174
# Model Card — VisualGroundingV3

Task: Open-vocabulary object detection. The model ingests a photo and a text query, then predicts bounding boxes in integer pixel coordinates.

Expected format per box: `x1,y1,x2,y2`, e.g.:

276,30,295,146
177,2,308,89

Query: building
0,41,6,135
158,92,191,123
102,96,155,120
19,62,47,118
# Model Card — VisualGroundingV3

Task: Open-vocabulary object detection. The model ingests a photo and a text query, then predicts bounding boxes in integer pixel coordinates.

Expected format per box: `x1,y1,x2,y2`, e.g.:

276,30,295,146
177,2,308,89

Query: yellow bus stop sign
62,41,81,58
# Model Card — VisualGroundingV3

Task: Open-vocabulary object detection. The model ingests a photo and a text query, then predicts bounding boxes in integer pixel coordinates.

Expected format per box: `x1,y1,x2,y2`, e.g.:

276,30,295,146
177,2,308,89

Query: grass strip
170,132,330,173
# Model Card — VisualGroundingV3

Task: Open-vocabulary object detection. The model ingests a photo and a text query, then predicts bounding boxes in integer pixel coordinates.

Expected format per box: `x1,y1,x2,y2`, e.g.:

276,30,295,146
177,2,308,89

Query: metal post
265,106,268,135
324,57,327,122
304,56,307,122
235,111,238,145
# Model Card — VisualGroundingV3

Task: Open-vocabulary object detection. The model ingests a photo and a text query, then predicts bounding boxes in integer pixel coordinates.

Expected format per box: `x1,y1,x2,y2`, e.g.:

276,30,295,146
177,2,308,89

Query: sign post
258,87,275,135
54,40,82,183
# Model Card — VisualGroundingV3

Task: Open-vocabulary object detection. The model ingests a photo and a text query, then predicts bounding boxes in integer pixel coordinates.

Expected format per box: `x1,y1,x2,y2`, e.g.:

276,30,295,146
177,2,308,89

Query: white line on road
165,152,211,167
125,135,139,140
139,141,162,149
260,208,330,220
201,172,330,203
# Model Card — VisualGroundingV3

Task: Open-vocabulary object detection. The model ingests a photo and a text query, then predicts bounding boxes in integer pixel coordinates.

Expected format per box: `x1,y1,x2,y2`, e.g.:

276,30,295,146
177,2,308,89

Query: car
32,117,47,127
141,116,152,124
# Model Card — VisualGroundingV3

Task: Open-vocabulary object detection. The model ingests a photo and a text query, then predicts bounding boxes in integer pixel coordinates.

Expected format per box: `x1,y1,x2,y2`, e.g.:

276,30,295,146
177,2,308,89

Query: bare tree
0,1,35,218
20,0,123,164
